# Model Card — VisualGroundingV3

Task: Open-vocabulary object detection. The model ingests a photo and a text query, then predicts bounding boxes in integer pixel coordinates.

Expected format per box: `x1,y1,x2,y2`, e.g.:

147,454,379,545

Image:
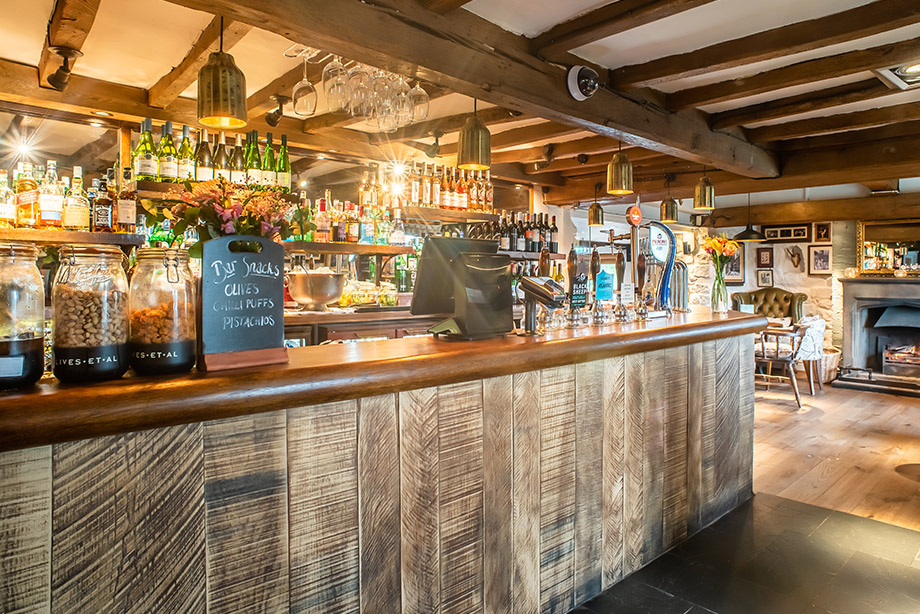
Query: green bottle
261,132,277,189
245,130,262,188
194,129,213,182
230,134,246,184
177,125,194,181
133,118,157,182
276,134,291,193
157,121,179,183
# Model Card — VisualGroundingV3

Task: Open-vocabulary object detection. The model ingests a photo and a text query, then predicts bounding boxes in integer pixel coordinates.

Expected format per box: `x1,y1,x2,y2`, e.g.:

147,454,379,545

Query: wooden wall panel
437,381,484,614
51,424,206,613
623,354,646,575
663,347,689,550
642,350,667,564
288,401,359,614
574,361,603,605
698,340,719,527
539,365,576,614
202,412,289,614
714,337,742,519
511,370,541,614
399,387,441,614
483,376,513,614
357,394,402,614
601,357,625,589
0,446,51,614
686,342,704,534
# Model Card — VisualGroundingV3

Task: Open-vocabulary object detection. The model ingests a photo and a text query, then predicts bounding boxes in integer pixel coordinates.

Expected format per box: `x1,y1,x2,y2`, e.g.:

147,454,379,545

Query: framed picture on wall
756,269,774,288
808,245,833,275
756,247,774,268
813,222,832,243
724,244,745,285
762,224,812,243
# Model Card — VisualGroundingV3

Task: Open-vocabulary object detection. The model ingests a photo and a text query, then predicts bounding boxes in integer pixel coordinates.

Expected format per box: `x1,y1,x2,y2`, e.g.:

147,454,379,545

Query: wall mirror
857,219,920,276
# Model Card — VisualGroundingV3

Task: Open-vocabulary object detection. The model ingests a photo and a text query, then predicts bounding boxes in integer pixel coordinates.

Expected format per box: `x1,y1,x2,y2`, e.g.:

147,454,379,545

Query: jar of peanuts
52,244,129,382
128,247,196,375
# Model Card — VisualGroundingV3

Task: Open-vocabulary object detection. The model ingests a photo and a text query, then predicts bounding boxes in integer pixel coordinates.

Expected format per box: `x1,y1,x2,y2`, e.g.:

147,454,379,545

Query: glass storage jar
128,248,196,375
52,244,129,382
0,242,45,389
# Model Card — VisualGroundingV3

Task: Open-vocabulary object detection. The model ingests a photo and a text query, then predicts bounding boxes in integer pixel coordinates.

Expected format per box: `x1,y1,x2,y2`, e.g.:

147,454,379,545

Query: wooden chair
755,326,808,408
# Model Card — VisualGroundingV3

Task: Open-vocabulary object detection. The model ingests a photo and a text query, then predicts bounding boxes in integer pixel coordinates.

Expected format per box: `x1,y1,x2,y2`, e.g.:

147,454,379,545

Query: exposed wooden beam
746,101,920,143
668,37,920,111
862,179,900,193
612,0,920,89
370,107,525,144
62,130,118,171
438,121,585,157
490,135,625,165
415,0,472,14
248,65,308,119
707,193,920,227
780,118,920,152
524,148,666,174
148,16,252,108
38,0,100,89
161,0,779,178
489,163,565,187
709,79,896,131
560,155,698,179
532,0,716,62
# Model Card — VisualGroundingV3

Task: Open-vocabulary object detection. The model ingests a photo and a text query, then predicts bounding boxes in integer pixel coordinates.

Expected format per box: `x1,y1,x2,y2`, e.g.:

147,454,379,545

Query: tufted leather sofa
731,288,807,321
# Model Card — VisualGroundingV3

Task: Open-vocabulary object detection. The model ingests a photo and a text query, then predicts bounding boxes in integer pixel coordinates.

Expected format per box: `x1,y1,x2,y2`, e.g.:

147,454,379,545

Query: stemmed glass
408,82,430,123
393,76,412,127
292,57,317,117
348,64,372,119
323,56,351,114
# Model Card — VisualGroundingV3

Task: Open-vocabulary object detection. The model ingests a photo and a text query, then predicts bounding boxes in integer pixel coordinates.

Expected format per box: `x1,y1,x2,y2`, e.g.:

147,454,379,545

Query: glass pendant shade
659,196,678,222
197,51,247,129
588,201,604,226
606,151,633,195
457,113,491,170
693,175,715,210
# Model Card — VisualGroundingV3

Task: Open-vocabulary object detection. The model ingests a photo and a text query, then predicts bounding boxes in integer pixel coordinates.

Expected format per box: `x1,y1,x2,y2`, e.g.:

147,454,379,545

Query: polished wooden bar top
0,309,765,452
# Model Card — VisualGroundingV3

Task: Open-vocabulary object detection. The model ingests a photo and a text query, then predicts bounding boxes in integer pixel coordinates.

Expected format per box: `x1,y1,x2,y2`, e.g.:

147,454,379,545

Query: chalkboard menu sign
569,273,589,309
199,235,287,370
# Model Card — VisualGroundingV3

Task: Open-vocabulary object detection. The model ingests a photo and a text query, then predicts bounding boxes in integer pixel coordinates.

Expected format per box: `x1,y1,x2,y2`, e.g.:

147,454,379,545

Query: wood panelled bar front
0,310,764,613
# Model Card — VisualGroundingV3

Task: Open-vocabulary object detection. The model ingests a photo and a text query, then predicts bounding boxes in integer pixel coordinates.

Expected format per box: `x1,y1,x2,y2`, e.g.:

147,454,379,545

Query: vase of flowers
702,235,739,314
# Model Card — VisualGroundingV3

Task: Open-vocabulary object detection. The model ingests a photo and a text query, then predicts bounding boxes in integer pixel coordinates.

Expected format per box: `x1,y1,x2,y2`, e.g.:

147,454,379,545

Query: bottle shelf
0,228,146,247
283,241,414,256
397,206,499,223
500,250,565,261
132,180,299,203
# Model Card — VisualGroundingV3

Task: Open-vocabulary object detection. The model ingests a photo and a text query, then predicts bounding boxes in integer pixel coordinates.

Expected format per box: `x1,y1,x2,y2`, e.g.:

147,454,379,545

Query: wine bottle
194,129,214,182
409,163,421,206
516,214,526,251
246,131,262,187
116,167,136,233
177,125,194,181
133,119,158,182
550,215,558,253
276,135,291,192
38,160,64,228
157,121,179,183
230,134,247,184
213,132,231,181
261,133,277,188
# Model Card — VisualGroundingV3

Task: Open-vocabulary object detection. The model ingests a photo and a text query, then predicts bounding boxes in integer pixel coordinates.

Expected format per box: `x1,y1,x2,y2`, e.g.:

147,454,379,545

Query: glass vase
711,265,730,314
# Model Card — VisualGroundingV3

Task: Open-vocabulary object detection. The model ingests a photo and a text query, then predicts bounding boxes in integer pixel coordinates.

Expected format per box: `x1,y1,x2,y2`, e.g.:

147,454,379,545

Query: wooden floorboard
754,383,920,531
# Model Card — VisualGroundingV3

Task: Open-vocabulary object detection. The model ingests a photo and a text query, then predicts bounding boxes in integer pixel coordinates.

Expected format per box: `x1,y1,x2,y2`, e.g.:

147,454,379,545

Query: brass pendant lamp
659,176,678,223
606,141,633,195
733,194,767,242
693,167,715,211
588,182,604,226
457,99,491,170
198,17,248,129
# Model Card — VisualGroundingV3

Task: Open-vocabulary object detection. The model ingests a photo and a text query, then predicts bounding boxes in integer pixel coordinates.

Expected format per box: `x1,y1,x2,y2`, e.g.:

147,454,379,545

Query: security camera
567,65,599,101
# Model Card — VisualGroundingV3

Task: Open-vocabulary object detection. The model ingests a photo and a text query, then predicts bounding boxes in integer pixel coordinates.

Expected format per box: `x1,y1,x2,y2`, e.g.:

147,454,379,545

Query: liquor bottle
86,178,99,203
116,168,137,233
313,198,331,242
133,118,158,182
457,168,468,210
38,160,65,228
375,208,390,245
345,203,361,243
359,205,375,244
14,162,39,228
92,175,114,232
62,166,90,231
230,134,247,184
276,135,291,192
194,129,214,182
359,173,372,208
421,163,432,207
177,125,195,181
331,201,347,242
409,163,421,206
439,165,450,209
469,170,479,210
388,208,406,246
430,165,441,208
261,133,277,188
295,193,314,242
213,132,231,181
484,170,494,211
550,215,558,253
0,170,14,228
516,214,526,252
246,131,262,187
157,121,179,183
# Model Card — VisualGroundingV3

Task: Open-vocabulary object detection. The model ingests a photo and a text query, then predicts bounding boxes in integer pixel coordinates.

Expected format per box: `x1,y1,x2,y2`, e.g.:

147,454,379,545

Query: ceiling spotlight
93,111,112,117
299,180,308,188
47,46,83,92
533,160,551,171
317,154,327,160
265,94,291,128
16,143,31,155
424,130,443,158
89,121,103,128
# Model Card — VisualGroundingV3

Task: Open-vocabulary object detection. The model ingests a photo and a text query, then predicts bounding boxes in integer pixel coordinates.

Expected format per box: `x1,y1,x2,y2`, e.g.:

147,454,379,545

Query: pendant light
659,176,678,223
588,182,604,226
457,99,491,170
733,193,766,242
693,167,715,211
198,17,248,129
606,141,633,195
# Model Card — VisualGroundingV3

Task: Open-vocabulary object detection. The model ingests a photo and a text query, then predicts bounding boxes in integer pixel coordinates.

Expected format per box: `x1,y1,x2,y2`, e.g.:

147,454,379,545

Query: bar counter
0,309,765,614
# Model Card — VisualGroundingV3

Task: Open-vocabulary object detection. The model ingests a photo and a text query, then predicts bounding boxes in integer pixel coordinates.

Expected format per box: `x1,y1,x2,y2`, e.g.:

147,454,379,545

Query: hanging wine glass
292,57,317,117
348,64,372,119
394,76,412,127
323,56,351,114
408,81,430,123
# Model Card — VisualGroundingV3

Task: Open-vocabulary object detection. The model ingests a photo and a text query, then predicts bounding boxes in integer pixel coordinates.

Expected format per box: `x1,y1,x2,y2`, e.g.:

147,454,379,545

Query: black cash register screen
410,237,499,315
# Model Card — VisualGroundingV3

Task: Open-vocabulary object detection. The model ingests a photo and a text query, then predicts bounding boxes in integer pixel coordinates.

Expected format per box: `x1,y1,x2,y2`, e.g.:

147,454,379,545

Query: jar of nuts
129,248,196,375
52,244,129,382
0,242,45,390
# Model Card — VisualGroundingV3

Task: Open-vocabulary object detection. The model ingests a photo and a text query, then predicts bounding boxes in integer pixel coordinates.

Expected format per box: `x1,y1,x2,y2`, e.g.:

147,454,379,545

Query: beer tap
590,247,605,325
566,245,580,328
612,233,628,322
635,250,648,320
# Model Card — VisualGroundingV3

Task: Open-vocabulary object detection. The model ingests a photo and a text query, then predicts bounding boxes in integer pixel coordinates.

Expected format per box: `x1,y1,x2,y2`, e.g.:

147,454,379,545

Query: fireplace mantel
841,277,920,369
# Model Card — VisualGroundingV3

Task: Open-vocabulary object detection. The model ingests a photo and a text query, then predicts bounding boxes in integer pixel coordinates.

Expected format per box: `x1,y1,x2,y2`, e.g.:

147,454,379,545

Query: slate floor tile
583,576,695,614
809,510,920,566
810,551,920,614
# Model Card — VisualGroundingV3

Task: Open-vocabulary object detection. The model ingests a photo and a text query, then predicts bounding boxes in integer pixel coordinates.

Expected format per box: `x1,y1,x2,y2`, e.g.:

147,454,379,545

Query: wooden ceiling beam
438,121,585,157
779,118,920,152
532,0,716,62
709,79,896,131
490,135,625,165
746,101,920,143
489,163,565,187
61,130,118,171
415,0,473,14
148,16,252,108
370,107,525,144
707,193,920,227
38,0,101,89
613,0,920,89
524,148,666,174
247,64,313,119
160,0,778,178
668,37,920,111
